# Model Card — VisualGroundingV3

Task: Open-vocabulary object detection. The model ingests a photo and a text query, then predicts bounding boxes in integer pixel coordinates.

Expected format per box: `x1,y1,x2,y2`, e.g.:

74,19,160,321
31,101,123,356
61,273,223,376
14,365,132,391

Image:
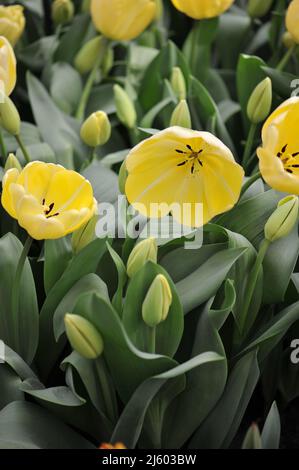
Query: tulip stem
11,236,33,348
148,326,156,354
76,38,109,121
240,171,262,196
242,123,257,170
240,238,271,336
95,357,117,423
276,45,297,72
15,135,31,164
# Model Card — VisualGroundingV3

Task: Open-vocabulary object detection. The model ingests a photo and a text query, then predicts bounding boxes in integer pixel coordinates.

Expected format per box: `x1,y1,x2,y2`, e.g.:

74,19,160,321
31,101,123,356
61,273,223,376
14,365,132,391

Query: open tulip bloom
171,0,235,19
125,127,244,227
1,162,97,240
258,98,299,194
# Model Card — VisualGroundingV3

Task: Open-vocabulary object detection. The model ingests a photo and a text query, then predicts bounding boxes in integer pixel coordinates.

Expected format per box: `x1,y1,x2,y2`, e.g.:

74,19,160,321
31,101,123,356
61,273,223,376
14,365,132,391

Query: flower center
42,199,59,218
276,144,299,174
175,144,203,175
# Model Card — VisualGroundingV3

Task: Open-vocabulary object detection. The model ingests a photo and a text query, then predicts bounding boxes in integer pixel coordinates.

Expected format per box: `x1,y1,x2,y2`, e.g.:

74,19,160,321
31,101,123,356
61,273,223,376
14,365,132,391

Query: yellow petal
286,0,299,44
0,36,16,95
171,0,234,19
17,161,64,203
90,0,156,41
45,169,94,212
1,167,19,218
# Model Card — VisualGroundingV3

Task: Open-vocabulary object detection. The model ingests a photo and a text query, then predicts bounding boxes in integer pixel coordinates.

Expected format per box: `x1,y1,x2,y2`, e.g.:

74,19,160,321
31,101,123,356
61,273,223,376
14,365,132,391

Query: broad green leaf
164,282,234,448
73,293,177,403
111,352,223,449
50,62,83,115
54,13,95,64
82,161,119,204
0,367,24,411
0,402,94,449
44,237,72,295
106,243,127,313
122,262,184,358
217,13,251,69
37,238,107,379
0,234,39,364
240,299,299,363
176,247,246,314
16,143,56,165
262,66,298,99
53,273,109,341
189,351,260,449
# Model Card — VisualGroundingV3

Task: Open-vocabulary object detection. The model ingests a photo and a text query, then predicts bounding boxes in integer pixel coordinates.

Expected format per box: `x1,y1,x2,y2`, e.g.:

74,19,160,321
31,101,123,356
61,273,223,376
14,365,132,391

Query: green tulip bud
118,159,128,194
170,99,192,128
81,0,91,13
170,67,187,100
113,84,137,129
142,274,172,328
64,313,104,359
265,195,299,242
74,36,104,75
102,47,114,76
71,214,98,254
247,77,272,124
242,423,262,449
4,153,22,172
283,31,296,49
0,94,21,136
52,0,74,25
247,0,273,18
80,111,111,147
127,237,158,278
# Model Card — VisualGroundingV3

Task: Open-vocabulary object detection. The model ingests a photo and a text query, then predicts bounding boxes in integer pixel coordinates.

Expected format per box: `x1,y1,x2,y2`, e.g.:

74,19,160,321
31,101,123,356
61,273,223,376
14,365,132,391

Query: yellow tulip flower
90,0,156,41
257,97,299,195
0,5,25,47
0,36,16,96
171,0,235,19
286,0,299,44
125,127,244,228
1,161,97,240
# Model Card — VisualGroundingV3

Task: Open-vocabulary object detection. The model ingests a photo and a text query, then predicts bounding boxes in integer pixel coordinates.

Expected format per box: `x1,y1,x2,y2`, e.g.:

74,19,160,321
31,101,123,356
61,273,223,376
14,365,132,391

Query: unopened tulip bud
247,0,273,18
142,274,172,328
80,111,111,147
52,0,74,25
118,159,128,194
4,153,22,172
283,31,296,49
170,67,187,100
102,47,114,76
242,423,262,449
71,214,98,254
74,36,104,75
64,313,104,359
247,77,272,124
114,84,137,129
265,195,299,242
0,93,20,135
170,100,192,128
127,237,158,278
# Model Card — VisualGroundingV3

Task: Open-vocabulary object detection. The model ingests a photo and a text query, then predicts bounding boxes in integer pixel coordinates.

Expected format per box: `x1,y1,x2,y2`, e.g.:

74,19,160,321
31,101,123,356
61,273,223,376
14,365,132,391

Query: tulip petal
1,168,20,218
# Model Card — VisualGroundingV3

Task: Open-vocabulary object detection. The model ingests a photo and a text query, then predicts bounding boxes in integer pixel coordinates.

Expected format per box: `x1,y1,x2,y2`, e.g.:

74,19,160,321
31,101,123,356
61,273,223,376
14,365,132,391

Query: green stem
241,171,262,196
242,123,257,169
15,134,31,164
241,238,271,335
76,38,109,121
11,236,33,347
276,45,297,72
0,129,7,162
148,326,156,354
95,357,117,423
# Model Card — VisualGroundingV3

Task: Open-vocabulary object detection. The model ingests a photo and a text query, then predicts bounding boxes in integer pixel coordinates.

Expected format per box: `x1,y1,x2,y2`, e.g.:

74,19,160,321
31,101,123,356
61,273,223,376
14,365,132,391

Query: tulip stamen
176,145,203,173
42,200,60,218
